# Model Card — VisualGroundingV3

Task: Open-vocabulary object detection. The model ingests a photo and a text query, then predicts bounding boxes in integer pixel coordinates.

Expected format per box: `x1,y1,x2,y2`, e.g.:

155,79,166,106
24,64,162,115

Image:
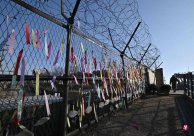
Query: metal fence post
61,0,81,135
61,24,73,136
120,53,127,108
190,72,194,99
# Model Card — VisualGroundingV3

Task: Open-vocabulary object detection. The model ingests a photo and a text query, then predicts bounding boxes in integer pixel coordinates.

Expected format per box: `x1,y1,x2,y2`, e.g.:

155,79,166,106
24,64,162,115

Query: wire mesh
0,0,67,75
0,0,152,135
16,0,161,68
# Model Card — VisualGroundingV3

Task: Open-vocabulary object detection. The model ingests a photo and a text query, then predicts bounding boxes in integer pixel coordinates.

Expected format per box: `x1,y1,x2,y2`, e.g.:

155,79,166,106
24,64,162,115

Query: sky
1,0,193,80
137,0,194,83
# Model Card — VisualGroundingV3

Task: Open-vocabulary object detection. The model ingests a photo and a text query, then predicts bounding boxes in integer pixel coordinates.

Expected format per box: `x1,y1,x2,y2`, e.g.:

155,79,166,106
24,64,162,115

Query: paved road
169,90,184,95
77,95,184,136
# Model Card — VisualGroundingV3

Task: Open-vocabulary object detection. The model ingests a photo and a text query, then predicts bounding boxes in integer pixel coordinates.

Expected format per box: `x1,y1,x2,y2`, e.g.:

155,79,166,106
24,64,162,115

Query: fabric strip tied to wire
32,29,37,48
44,90,51,116
61,37,65,55
17,88,24,121
9,29,16,55
25,22,30,45
11,49,24,89
47,41,52,60
20,58,25,87
53,49,60,65
36,30,41,49
44,29,48,56
36,71,40,96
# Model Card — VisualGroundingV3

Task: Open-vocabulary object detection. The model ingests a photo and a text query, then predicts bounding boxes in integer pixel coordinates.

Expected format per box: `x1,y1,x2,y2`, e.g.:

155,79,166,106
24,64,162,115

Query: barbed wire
17,0,161,68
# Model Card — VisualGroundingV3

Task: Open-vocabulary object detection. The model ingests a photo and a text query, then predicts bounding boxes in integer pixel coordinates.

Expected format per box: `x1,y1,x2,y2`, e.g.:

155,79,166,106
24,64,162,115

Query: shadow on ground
78,95,185,136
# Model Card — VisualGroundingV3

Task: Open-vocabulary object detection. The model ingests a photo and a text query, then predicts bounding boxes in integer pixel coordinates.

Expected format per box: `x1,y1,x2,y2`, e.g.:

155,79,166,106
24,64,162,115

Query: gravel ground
78,95,185,136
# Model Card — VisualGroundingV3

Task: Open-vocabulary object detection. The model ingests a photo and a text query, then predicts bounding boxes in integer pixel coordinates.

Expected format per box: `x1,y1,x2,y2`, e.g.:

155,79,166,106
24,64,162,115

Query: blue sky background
137,0,194,83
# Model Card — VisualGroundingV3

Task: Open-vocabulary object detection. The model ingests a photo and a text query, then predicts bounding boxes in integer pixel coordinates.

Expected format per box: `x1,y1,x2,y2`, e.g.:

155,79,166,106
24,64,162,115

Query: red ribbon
47,41,52,60
71,47,75,64
12,113,19,126
25,22,30,45
94,58,97,70
92,50,95,62
92,50,97,70
14,49,23,75
86,64,90,85
84,50,87,65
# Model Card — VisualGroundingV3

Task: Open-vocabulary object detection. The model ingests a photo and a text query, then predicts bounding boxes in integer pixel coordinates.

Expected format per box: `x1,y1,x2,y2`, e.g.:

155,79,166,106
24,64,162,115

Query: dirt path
78,96,184,136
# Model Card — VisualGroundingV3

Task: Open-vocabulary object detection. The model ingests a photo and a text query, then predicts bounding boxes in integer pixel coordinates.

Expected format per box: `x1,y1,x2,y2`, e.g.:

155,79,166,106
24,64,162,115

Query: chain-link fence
0,0,153,136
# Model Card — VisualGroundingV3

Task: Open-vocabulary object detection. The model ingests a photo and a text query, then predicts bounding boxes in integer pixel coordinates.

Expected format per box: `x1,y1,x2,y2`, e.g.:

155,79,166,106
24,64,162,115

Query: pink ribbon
71,47,75,64
44,90,51,116
101,89,105,101
47,41,52,60
53,49,60,65
9,29,16,55
82,96,85,116
73,75,79,85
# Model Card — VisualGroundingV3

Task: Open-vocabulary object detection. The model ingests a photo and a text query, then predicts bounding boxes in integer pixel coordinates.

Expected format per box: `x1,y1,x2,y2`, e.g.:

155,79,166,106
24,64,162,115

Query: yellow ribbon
93,103,98,122
67,117,71,128
35,71,40,96
80,42,85,54
61,37,65,55
67,105,71,128
100,70,103,81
